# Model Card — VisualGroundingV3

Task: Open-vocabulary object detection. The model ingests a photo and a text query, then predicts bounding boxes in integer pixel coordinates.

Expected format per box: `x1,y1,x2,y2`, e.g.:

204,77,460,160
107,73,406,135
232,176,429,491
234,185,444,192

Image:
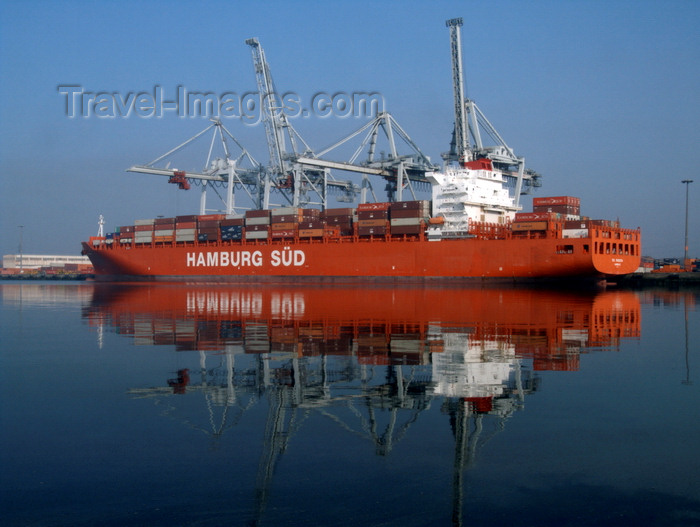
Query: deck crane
443,17,540,204
126,119,264,215
246,37,361,209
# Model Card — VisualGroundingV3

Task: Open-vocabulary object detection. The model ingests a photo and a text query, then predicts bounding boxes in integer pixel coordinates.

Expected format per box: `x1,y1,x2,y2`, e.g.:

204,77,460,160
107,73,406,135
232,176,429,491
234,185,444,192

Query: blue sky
1,0,698,259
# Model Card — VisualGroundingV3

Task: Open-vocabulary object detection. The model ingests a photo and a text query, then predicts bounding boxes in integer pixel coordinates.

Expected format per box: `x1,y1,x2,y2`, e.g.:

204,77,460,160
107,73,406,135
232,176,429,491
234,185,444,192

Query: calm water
1,282,698,527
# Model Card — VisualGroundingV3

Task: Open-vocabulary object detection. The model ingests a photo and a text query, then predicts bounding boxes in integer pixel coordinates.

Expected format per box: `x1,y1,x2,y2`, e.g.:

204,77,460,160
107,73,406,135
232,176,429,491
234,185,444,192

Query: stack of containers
512,211,557,231
175,215,197,242
197,214,225,242
134,219,155,244
245,210,270,240
357,202,390,236
220,215,244,241
298,208,324,238
154,217,175,243
389,200,430,235
322,208,354,236
532,196,580,219
270,207,302,239
119,225,134,244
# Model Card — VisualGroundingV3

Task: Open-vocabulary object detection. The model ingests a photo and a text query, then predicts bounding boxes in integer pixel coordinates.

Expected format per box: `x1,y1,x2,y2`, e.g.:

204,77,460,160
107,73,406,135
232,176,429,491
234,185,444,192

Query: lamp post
681,180,693,266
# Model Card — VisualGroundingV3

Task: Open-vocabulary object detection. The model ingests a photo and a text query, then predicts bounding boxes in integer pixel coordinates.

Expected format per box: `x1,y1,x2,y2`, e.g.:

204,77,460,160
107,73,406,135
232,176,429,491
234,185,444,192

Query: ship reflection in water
82,284,641,525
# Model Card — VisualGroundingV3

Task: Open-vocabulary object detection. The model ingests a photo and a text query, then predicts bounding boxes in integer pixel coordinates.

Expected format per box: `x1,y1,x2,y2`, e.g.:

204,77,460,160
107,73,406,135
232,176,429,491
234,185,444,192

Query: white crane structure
425,18,542,239
442,17,540,198
125,19,540,215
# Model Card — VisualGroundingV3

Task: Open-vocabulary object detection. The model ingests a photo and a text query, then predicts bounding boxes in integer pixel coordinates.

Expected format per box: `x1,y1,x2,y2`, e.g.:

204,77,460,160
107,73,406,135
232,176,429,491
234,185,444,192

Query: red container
532,196,580,207
246,224,270,232
220,218,245,227
357,202,391,212
299,221,325,229
533,204,580,215
298,229,325,237
323,208,354,217
245,209,271,218
176,222,197,230
154,217,175,225
389,200,429,211
271,230,297,238
325,216,353,226
302,208,321,218
358,226,388,236
514,212,558,221
175,215,198,223
198,214,226,221
271,222,298,230
390,208,426,219
357,219,387,227
358,210,389,220
198,220,221,229
271,215,301,223
135,224,154,232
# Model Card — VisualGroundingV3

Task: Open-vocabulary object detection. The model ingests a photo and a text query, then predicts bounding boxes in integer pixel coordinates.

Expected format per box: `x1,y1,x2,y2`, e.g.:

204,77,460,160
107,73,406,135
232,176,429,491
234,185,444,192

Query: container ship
81,20,641,282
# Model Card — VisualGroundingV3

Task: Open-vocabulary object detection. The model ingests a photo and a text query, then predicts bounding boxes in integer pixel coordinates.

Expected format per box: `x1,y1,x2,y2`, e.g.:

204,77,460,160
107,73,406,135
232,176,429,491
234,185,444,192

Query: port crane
126,19,539,214
443,17,540,204
245,37,438,207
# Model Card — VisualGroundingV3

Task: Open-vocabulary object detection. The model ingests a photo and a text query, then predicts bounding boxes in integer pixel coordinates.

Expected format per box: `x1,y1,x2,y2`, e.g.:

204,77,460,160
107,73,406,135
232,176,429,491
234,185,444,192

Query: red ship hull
82,227,641,282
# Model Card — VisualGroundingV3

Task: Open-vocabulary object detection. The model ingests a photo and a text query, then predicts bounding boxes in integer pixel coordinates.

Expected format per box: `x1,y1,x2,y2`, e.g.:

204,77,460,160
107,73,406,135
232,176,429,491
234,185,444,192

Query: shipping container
245,209,271,219
358,219,387,227
511,221,548,231
175,215,198,223
533,204,580,215
245,230,269,240
357,202,391,212
532,196,580,207
299,220,325,229
390,208,428,219
390,217,423,226
246,224,269,232
271,230,297,238
302,208,321,218
358,209,389,220
154,217,175,226
135,224,154,232
176,222,197,230
323,207,354,217
134,219,155,226
358,225,388,236
389,200,430,211
271,222,298,231
198,220,221,229
198,214,226,221
245,216,271,226
298,229,325,238
515,212,560,222
221,218,245,227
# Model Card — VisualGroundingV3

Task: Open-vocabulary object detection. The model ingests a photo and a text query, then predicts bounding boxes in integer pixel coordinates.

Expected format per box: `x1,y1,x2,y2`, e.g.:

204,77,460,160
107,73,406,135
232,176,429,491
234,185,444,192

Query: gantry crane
443,17,540,204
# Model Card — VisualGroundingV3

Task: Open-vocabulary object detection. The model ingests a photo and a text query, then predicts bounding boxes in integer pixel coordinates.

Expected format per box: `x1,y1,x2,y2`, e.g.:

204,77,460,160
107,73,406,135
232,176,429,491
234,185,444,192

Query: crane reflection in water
83,284,641,525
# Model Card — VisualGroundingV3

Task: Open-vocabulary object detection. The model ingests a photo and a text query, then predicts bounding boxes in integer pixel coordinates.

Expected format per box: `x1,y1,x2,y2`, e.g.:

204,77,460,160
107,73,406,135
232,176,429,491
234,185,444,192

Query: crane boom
246,37,287,174
446,17,469,164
